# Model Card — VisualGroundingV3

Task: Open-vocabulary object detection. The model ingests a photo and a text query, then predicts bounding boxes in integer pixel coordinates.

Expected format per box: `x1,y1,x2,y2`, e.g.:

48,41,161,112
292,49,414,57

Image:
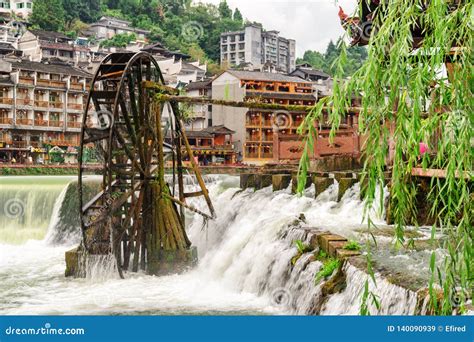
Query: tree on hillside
233,8,243,24
218,0,232,19
297,39,368,77
30,0,65,31
63,0,101,27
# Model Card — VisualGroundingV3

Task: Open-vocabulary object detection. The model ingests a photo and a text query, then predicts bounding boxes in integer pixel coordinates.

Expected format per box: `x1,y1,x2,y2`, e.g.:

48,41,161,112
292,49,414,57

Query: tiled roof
30,30,72,41
185,80,212,91
226,70,312,83
9,59,92,77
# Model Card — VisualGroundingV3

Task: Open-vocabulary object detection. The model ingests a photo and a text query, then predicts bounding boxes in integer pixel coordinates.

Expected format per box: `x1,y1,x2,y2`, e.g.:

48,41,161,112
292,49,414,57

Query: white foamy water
0,175,431,315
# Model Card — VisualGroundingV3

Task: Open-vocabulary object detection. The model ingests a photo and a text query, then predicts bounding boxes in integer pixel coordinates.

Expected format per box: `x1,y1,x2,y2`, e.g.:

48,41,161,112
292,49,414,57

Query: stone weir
240,170,387,201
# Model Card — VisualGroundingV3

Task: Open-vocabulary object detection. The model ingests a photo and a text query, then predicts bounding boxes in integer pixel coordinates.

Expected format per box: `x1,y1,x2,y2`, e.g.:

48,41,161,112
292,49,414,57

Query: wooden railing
50,101,64,109
67,121,81,128
18,77,34,85
0,117,13,124
70,83,84,91
0,98,13,105
16,119,33,125
17,98,32,106
11,141,28,148
37,79,66,88
67,103,83,110
34,100,49,108
34,119,49,127
50,140,79,147
49,120,63,127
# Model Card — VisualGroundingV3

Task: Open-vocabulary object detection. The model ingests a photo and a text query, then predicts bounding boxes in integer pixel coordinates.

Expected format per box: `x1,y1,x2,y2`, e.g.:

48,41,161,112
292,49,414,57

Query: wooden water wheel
77,52,214,277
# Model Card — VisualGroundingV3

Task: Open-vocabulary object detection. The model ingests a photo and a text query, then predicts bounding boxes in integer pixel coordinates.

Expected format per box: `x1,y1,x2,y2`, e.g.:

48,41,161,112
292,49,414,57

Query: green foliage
315,257,340,284
299,0,473,315
30,0,65,31
294,239,311,254
100,33,137,48
296,39,368,76
344,240,362,251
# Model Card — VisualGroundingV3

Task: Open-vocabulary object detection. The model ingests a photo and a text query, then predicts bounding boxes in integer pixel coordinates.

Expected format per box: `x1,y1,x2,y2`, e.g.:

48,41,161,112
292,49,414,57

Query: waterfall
0,174,437,315
186,176,421,315
0,176,74,244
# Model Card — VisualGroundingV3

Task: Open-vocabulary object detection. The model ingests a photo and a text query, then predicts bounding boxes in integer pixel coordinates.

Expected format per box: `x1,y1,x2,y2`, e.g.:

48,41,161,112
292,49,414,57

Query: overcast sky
197,0,357,57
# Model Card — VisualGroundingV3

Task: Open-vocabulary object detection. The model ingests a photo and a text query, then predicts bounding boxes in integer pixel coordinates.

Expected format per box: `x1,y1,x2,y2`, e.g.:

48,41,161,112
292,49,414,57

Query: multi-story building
220,24,296,74
185,125,236,165
89,16,150,41
184,80,212,130
18,30,92,68
0,57,92,163
211,70,315,164
0,0,33,19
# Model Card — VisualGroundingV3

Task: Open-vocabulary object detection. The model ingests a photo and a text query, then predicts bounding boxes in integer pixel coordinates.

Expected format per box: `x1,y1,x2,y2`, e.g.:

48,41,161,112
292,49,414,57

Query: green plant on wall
298,0,472,315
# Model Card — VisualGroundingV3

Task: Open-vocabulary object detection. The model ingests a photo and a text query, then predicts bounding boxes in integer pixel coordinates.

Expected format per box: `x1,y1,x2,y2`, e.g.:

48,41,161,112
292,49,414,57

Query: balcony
67,103,83,111
49,120,64,128
19,77,34,85
11,141,28,148
35,100,49,108
0,98,13,105
0,117,13,125
70,83,84,91
37,79,67,89
50,101,64,109
16,119,33,126
30,141,42,148
50,140,79,147
67,121,81,128
17,98,32,106
34,119,48,127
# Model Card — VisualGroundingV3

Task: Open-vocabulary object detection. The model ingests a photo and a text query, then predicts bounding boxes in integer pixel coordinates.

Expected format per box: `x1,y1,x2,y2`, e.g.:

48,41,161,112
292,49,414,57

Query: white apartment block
220,24,296,74
0,0,33,19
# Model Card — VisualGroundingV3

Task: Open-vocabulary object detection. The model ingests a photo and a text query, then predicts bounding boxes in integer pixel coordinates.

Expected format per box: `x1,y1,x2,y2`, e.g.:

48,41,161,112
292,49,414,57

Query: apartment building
0,0,33,19
211,70,315,164
184,80,212,130
89,16,150,41
220,25,296,73
0,57,91,163
18,30,92,68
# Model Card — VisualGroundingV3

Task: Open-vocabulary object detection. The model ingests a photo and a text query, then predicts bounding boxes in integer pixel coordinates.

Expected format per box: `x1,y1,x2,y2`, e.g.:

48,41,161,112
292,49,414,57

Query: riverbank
0,164,85,176
0,164,263,176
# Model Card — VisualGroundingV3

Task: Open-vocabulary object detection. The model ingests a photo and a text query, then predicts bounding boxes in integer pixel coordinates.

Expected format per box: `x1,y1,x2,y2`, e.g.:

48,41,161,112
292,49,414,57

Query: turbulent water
0,174,437,315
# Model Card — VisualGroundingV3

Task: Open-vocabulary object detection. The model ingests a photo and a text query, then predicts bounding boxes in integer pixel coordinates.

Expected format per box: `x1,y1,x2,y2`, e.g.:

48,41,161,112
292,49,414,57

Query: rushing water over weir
0,175,435,315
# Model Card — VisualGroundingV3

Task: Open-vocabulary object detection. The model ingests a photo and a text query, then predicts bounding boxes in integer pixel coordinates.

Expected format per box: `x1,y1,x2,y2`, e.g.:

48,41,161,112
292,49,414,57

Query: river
0,175,442,315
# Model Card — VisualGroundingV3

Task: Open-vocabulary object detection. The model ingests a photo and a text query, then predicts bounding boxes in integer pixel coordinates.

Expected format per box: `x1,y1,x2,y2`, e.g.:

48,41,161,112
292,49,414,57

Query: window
27,2,32,9
17,3,24,9
0,2,10,9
